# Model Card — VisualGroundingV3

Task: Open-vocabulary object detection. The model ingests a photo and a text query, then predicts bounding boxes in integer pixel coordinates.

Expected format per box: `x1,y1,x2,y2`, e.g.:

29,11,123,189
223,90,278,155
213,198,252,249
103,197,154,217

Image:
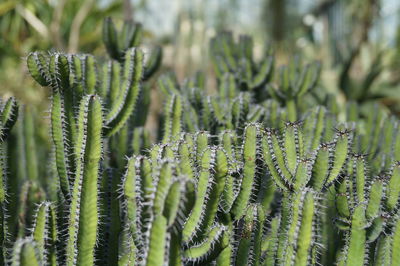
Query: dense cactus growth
0,18,400,265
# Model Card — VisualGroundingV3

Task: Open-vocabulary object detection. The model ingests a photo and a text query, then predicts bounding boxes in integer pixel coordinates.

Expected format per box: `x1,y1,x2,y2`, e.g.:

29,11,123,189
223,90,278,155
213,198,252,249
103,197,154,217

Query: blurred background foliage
1,0,400,111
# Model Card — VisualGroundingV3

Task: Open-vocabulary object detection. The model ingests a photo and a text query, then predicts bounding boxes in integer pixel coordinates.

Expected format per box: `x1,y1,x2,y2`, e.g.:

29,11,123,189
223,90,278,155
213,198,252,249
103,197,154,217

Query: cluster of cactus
1,18,400,265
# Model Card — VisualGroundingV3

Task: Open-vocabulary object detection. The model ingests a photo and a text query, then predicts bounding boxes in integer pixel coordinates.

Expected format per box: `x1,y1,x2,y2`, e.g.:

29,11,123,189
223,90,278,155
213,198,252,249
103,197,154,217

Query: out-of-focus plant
0,0,123,105
0,0,123,55
299,0,400,112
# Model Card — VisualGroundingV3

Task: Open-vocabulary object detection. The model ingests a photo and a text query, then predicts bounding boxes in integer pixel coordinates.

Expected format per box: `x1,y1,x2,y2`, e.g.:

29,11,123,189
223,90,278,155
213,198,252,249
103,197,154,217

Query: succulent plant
1,20,399,266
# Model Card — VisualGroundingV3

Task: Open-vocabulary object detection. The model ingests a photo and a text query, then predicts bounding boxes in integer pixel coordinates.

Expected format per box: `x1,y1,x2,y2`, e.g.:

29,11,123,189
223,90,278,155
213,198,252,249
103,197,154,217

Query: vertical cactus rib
66,95,103,266
234,208,253,265
281,189,314,266
31,201,58,265
108,61,122,107
163,179,183,227
309,143,331,191
178,141,194,180
325,128,350,185
293,190,315,266
105,48,144,136
65,96,90,265
70,54,84,96
121,157,141,252
235,204,265,266
82,55,98,95
336,177,351,219
261,135,288,191
265,128,293,187
374,235,392,266
392,215,400,265
0,98,18,262
195,132,209,166
182,147,213,243
76,96,103,265
50,90,71,199
344,205,367,266
262,215,280,265
152,160,174,216
144,215,167,266
304,106,326,152
386,162,400,212
162,94,182,143
352,154,367,204
54,55,78,169
198,148,228,233
283,122,300,175
366,178,383,220
231,124,258,219
98,169,121,265
0,144,7,265
0,97,19,141
216,231,233,266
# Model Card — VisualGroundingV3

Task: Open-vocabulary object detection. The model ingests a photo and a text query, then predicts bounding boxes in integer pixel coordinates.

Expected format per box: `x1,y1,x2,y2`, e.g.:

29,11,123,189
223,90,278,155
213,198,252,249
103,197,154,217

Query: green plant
1,21,400,266
0,97,19,263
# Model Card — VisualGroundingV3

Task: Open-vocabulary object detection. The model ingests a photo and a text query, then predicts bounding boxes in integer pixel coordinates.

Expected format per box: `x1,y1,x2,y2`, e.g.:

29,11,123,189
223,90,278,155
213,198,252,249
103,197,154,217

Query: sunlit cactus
1,19,400,266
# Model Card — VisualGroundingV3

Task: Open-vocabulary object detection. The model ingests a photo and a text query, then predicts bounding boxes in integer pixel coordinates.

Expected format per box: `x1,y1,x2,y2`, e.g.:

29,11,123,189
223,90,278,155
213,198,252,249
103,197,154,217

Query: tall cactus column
0,97,19,264
65,96,103,266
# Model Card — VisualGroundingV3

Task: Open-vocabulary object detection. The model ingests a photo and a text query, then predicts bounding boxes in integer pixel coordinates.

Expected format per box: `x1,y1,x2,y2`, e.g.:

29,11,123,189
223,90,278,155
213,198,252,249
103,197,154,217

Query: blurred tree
269,0,286,43
261,0,305,54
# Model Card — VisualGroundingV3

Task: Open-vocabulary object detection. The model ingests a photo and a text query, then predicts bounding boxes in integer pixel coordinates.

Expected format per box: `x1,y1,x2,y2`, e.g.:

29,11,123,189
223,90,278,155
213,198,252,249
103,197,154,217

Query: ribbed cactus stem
122,157,141,251
145,215,167,266
281,189,315,266
374,235,392,266
11,238,41,266
76,96,102,265
0,144,7,265
162,94,182,143
231,124,258,219
0,97,19,264
31,201,58,265
392,216,400,265
50,90,71,199
182,147,213,243
66,95,103,266
104,48,144,136
343,205,367,266
198,148,228,234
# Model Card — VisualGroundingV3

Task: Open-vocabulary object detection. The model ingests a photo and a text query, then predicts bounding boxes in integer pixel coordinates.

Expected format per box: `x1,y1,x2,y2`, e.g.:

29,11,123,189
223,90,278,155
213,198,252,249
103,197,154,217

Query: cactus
11,238,42,266
2,20,400,266
30,202,58,265
102,17,162,80
0,97,19,264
